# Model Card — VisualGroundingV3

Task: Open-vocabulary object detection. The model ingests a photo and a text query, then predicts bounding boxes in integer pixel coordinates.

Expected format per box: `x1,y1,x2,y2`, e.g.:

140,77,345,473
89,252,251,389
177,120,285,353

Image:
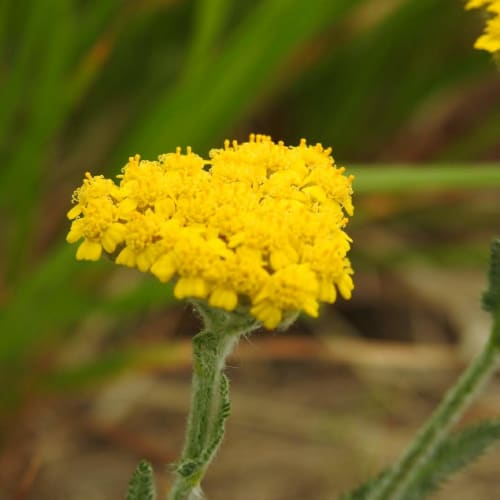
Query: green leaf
1,0,76,278
200,373,231,465
402,420,500,499
126,460,156,500
342,420,500,500
182,0,232,80
114,0,362,161
289,0,484,160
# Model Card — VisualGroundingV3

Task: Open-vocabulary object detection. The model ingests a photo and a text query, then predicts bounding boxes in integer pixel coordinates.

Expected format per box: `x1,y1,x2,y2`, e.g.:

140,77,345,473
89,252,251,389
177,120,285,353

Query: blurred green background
1,0,500,498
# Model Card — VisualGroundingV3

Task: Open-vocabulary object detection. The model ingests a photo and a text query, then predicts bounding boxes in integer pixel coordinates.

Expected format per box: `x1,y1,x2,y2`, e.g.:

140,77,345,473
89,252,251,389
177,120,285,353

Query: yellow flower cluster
67,135,354,329
466,0,500,53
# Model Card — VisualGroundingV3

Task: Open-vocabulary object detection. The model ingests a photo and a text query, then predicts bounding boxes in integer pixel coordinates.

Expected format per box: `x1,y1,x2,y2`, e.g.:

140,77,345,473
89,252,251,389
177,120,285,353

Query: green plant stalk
350,164,500,194
367,309,500,500
168,304,258,500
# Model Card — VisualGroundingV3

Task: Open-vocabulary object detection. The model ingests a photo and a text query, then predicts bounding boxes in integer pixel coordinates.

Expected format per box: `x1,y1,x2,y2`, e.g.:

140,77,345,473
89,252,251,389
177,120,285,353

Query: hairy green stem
168,330,236,500
368,313,500,500
168,303,259,500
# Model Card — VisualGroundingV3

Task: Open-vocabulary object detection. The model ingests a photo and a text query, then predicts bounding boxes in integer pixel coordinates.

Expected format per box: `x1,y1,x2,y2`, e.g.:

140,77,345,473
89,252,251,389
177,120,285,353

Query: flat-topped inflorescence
67,134,354,329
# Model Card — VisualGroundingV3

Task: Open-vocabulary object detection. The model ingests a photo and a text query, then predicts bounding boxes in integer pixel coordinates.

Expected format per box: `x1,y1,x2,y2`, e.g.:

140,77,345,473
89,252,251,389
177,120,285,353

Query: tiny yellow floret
66,135,355,329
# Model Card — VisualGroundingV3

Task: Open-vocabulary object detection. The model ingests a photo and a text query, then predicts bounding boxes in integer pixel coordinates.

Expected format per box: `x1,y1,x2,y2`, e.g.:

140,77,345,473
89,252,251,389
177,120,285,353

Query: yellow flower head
466,0,500,53
67,134,354,329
